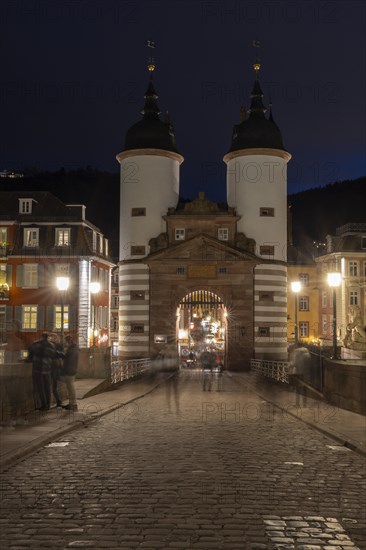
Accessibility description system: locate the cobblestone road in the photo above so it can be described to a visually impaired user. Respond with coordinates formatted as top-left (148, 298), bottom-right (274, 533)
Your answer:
top-left (1, 371), bottom-right (365, 549)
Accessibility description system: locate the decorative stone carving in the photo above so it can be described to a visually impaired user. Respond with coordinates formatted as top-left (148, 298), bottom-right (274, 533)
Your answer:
top-left (343, 306), bottom-right (366, 351)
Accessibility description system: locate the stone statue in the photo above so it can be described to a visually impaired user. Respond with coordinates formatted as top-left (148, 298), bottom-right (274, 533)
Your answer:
top-left (343, 306), bottom-right (366, 351)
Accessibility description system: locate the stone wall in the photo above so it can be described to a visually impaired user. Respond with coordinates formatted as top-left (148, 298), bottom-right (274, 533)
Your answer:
top-left (323, 359), bottom-right (366, 415)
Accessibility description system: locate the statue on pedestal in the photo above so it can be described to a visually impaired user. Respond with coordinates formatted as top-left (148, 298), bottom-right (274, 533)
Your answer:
top-left (343, 306), bottom-right (366, 351)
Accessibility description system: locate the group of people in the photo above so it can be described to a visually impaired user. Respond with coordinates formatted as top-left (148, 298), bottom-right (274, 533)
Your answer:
top-left (26, 332), bottom-right (79, 412)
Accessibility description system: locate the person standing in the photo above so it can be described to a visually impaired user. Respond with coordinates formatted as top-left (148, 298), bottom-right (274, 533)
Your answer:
top-left (60, 335), bottom-right (79, 411)
top-left (27, 333), bottom-right (57, 411)
top-left (49, 334), bottom-right (63, 408)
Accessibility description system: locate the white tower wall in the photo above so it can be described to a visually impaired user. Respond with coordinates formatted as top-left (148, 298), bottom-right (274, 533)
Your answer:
top-left (117, 152), bottom-right (181, 261)
top-left (226, 151), bottom-right (290, 262)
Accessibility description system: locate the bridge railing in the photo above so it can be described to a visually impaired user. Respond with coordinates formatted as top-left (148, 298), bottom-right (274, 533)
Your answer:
top-left (110, 358), bottom-right (152, 384)
top-left (250, 359), bottom-right (290, 383)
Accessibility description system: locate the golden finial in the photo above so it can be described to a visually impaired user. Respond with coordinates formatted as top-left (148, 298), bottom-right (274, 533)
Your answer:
top-left (146, 39), bottom-right (156, 73)
top-left (252, 40), bottom-right (261, 76)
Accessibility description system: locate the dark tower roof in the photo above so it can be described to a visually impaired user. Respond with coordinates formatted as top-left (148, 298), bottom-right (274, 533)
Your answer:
top-left (226, 71), bottom-right (287, 154)
top-left (123, 75), bottom-right (180, 154)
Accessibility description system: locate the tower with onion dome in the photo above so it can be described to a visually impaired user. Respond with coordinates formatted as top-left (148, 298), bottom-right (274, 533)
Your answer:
top-left (224, 50), bottom-right (292, 361)
top-left (116, 51), bottom-right (184, 358)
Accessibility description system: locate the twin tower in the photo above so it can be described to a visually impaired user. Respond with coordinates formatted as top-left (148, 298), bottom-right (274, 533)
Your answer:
top-left (116, 60), bottom-right (292, 366)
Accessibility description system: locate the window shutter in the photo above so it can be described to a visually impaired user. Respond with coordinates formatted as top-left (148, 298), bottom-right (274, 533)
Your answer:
top-left (15, 306), bottom-right (22, 329)
top-left (16, 265), bottom-right (23, 287)
top-left (69, 305), bottom-right (77, 331)
top-left (6, 265), bottom-right (12, 287)
top-left (47, 264), bottom-right (55, 287)
top-left (46, 305), bottom-right (55, 331)
top-left (37, 306), bottom-right (45, 330)
top-left (38, 265), bottom-right (45, 287)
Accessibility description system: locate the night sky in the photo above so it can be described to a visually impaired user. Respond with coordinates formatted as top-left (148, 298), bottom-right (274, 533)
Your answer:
top-left (1, 0), bottom-right (365, 204)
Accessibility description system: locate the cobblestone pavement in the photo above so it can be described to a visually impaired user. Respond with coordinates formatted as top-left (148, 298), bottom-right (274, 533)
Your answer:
top-left (1, 371), bottom-right (365, 550)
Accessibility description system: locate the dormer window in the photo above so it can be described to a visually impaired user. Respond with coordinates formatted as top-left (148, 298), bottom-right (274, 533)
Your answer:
top-left (55, 228), bottom-right (70, 246)
top-left (19, 199), bottom-right (35, 214)
top-left (218, 228), bottom-right (229, 241)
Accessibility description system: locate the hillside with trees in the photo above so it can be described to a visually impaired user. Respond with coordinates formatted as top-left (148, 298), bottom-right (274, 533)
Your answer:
top-left (1, 169), bottom-right (365, 259)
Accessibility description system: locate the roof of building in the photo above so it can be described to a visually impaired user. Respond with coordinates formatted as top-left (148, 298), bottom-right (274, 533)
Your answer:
top-left (123, 78), bottom-right (180, 154)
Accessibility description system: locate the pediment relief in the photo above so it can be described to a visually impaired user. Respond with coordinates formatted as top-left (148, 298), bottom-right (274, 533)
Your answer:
top-left (147, 234), bottom-right (256, 263)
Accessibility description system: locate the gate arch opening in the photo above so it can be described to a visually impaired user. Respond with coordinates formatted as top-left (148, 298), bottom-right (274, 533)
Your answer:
top-left (177, 290), bottom-right (227, 368)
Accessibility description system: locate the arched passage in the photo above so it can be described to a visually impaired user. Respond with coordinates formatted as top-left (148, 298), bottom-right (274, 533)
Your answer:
top-left (177, 290), bottom-right (227, 368)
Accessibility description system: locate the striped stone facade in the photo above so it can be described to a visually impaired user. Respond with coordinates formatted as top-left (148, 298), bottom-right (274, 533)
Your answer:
top-left (118, 263), bottom-right (150, 358)
top-left (254, 264), bottom-right (288, 360)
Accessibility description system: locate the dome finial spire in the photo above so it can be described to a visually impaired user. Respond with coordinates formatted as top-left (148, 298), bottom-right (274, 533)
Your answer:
top-left (252, 39), bottom-right (261, 78)
top-left (146, 39), bottom-right (156, 75)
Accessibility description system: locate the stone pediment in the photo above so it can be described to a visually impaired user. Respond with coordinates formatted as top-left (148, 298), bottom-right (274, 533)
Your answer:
top-left (147, 234), bottom-right (257, 263)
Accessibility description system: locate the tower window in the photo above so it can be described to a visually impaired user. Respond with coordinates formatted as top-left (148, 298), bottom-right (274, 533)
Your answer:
top-left (258, 327), bottom-right (270, 337)
top-left (131, 208), bottom-right (146, 217)
top-left (130, 291), bottom-right (145, 300)
top-left (260, 245), bottom-right (274, 256)
top-left (131, 324), bottom-right (144, 333)
top-left (260, 207), bottom-right (275, 217)
top-left (175, 228), bottom-right (185, 241)
top-left (176, 267), bottom-right (185, 275)
top-left (259, 291), bottom-right (273, 301)
top-left (218, 267), bottom-right (228, 274)
top-left (130, 245), bottom-right (146, 256)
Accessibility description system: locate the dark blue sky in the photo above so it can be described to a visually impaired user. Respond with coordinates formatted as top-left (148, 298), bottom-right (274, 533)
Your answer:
top-left (1, 0), bottom-right (365, 203)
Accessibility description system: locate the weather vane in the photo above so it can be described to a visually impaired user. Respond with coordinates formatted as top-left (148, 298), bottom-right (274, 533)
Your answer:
top-left (146, 39), bottom-right (156, 73)
top-left (252, 40), bottom-right (261, 76)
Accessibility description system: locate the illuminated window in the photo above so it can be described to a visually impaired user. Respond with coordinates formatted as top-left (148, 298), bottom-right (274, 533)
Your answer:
top-left (23, 264), bottom-right (38, 288)
top-left (0, 228), bottom-right (7, 256)
top-left (175, 228), bottom-right (185, 241)
top-left (218, 228), bottom-right (229, 241)
top-left (260, 207), bottom-right (274, 217)
top-left (22, 305), bottom-right (37, 329)
top-left (55, 228), bottom-right (70, 246)
top-left (299, 322), bottom-right (309, 337)
top-left (299, 273), bottom-right (309, 287)
top-left (55, 305), bottom-right (69, 330)
top-left (299, 296), bottom-right (309, 311)
top-left (24, 228), bottom-right (39, 247)
top-left (0, 349), bottom-right (4, 364)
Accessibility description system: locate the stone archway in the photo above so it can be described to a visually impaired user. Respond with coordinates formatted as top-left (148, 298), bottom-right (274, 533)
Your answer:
top-left (176, 290), bottom-right (227, 368)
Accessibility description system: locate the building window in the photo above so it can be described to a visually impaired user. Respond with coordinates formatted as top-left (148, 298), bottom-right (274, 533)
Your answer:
top-left (131, 208), bottom-right (146, 217)
top-left (0, 349), bottom-right (4, 365)
top-left (258, 327), bottom-right (270, 337)
top-left (55, 305), bottom-right (69, 330)
top-left (55, 264), bottom-right (70, 277)
top-left (350, 291), bottom-right (359, 306)
top-left (299, 296), bottom-right (309, 311)
top-left (112, 295), bottom-right (119, 308)
top-left (260, 245), bottom-right (275, 256)
top-left (361, 236), bottom-right (366, 249)
top-left (218, 267), bottom-right (228, 274)
top-left (130, 245), bottom-right (146, 256)
top-left (349, 261), bottom-right (358, 277)
top-left (299, 322), bottom-right (309, 338)
top-left (260, 207), bottom-right (274, 217)
top-left (175, 228), bottom-right (185, 241)
top-left (23, 305), bottom-right (37, 329)
top-left (23, 264), bottom-right (38, 288)
top-left (299, 273), bottom-right (309, 287)
top-left (322, 315), bottom-right (327, 335)
top-left (259, 291), bottom-right (273, 301)
top-left (0, 305), bottom-right (5, 342)
top-left (19, 199), bottom-right (33, 214)
top-left (24, 228), bottom-right (39, 247)
top-left (130, 291), bottom-right (145, 300)
top-left (322, 291), bottom-right (327, 308)
top-left (218, 228), bottom-right (229, 241)
top-left (176, 267), bottom-right (185, 274)
top-left (113, 271), bottom-right (119, 285)
top-left (131, 324), bottom-right (144, 333)
top-left (0, 228), bottom-right (7, 256)
top-left (55, 228), bottom-right (70, 246)
top-left (112, 317), bottom-right (118, 331)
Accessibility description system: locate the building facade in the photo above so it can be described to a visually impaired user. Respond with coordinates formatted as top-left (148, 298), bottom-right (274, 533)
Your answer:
top-left (116, 59), bottom-right (291, 369)
top-left (0, 191), bottom-right (114, 363)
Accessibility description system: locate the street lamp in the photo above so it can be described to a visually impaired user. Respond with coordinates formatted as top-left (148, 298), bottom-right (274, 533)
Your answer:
top-left (56, 276), bottom-right (70, 346)
top-left (90, 281), bottom-right (101, 348)
top-left (291, 281), bottom-right (301, 346)
top-left (327, 272), bottom-right (342, 360)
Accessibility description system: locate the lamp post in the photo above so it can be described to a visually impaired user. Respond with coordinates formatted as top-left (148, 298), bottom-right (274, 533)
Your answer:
top-left (90, 281), bottom-right (101, 348)
top-left (291, 281), bottom-right (301, 346)
top-left (327, 272), bottom-right (342, 360)
top-left (56, 276), bottom-right (70, 346)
